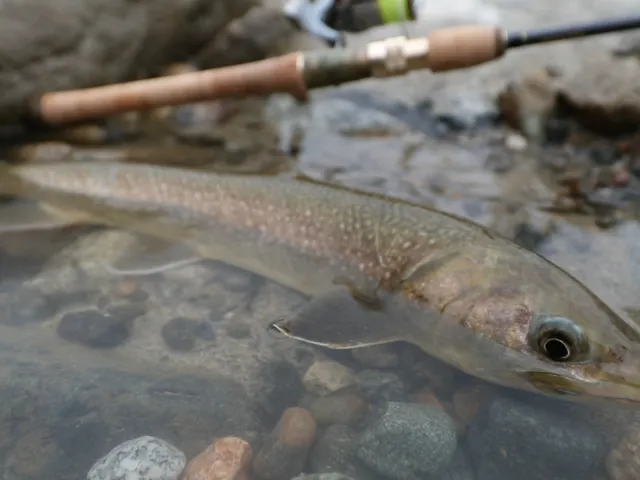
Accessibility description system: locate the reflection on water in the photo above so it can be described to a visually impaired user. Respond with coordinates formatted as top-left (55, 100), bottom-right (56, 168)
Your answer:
top-left (0, 212), bottom-right (639, 480)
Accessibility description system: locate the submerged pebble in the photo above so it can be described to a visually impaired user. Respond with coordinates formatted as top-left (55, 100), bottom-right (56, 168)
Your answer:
top-left (467, 395), bottom-right (607, 480)
top-left (303, 361), bottom-right (356, 396)
top-left (253, 407), bottom-right (317, 480)
top-left (309, 424), bottom-right (381, 480)
top-left (442, 450), bottom-right (476, 480)
top-left (452, 384), bottom-right (492, 427)
top-left (161, 317), bottom-right (215, 352)
top-left (87, 436), bottom-right (186, 480)
top-left (355, 402), bottom-right (457, 480)
top-left (57, 307), bottom-right (138, 348)
top-left (409, 388), bottom-right (445, 412)
top-left (355, 369), bottom-right (405, 402)
top-left (181, 437), bottom-right (252, 480)
top-left (351, 345), bottom-right (399, 368)
top-left (308, 390), bottom-right (368, 426)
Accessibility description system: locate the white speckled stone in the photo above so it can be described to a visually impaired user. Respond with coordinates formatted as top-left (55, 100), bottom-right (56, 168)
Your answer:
top-left (87, 436), bottom-right (186, 480)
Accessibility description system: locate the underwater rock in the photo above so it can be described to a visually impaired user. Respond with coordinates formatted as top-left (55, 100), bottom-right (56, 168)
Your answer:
top-left (355, 401), bottom-right (457, 480)
top-left (351, 345), bottom-right (400, 369)
top-left (308, 390), bottom-right (369, 426)
top-left (467, 395), bottom-right (607, 480)
top-left (181, 437), bottom-right (252, 480)
top-left (160, 317), bottom-right (215, 352)
top-left (303, 361), bottom-right (356, 396)
top-left (355, 370), bottom-right (406, 403)
top-left (309, 425), bottom-right (383, 480)
top-left (253, 407), bottom-right (317, 480)
top-left (87, 435), bottom-right (185, 480)
top-left (0, 356), bottom-right (265, 479)
top-left (57, 307), bottom-right (140, 348)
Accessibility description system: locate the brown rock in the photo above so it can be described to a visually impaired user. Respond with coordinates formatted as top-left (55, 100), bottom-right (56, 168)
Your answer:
top-left (410, 388), bottom-right (445, 411)
top-left (253, 407), bottom-right (317, 480)
top-left (181, 437), bottom-right (252, 480)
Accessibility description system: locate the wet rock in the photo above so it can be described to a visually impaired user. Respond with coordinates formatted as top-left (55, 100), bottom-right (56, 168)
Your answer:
top-left (355, 402), bottom-right (457, 480)
top-left (303, 361), bottom-right (356, 396)
top-left (467, 395), bottom-right (607, 480)
top-left (497, 68), bottom-right (558, 143)
top-left (355, 369), bottom-right (406, 402)
top-left (253, 407), bottom-right (317, 480)
top-left (351, 345), bottom-right (400, 368)
top-left (309, 425), bottom-right (383, 480)
top-left (0, 0), bottom-right (255, 123)
top-left (308, 390), bottom-right (369, 426)
top-left (57, 307), bottom-right (137, 348)
top-left (557, 56), bottom-right (640, 135)
top-left (181, 437), bottom-right (252, 480)
top-left (161, 317), bottom-right (215, 352)
top-left (87, 435), bottom-right (186, 480)
top-left (606, 426), bottom-right (640, 480)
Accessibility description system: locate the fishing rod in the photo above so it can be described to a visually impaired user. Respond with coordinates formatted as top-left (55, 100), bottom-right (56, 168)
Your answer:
top-left (30, 13), bottom-right (640, 127)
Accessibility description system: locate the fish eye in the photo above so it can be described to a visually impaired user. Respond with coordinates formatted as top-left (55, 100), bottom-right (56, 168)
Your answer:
top-left (528, 314), bottom-right (590, 362)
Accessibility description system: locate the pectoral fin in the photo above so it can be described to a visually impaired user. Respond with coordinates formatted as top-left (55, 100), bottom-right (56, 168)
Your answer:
top-left (103, 235), bottom-right (201, 276)
top-left (269, 287), bottom-right (416, 349)
top-left (516, 370), bottom-right (584, 396)
top-left (0, 201), bottom-right (86, 232)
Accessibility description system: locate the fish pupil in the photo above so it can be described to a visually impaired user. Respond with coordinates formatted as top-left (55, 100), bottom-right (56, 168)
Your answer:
top-left (541, 335), bottom-right (572, 361)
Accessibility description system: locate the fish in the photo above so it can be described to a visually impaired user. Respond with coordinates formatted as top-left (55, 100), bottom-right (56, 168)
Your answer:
top-left (0, 161), bottom-right (639, 403)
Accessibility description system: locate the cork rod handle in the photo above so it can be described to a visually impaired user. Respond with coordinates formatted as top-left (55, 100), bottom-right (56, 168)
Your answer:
top-left (426, 25), bottom-right (506, 72)
top-left (34, 53), bottom-right (308, 126)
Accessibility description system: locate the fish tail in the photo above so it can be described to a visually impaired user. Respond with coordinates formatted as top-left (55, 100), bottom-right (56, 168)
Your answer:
top-left (0, 162), bottom-right (85, 232)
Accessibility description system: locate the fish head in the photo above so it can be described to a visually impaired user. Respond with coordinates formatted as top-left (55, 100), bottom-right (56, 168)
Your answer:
top-left (407, 244), bottom-right (640, 404)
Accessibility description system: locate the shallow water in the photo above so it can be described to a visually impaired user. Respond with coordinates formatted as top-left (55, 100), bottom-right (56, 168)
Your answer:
top-left (2, 92), bottom-right (640, 480)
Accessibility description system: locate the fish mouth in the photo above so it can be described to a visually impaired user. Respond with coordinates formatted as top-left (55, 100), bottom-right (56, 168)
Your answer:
top-left (512, 367), bottom-right (640, 404)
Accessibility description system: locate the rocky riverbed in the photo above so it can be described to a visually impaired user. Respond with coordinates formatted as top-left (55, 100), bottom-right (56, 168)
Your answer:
top-left (3, 1), bottom-right (640, 479)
